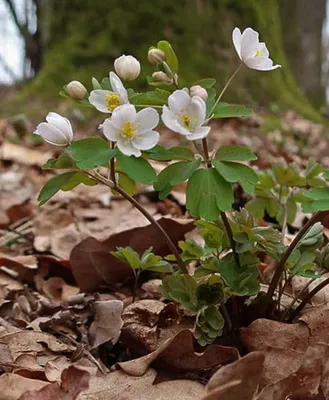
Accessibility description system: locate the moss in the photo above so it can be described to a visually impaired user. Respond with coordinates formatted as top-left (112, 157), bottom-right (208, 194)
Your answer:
top-left (8, 0), bottom-right (324, 122)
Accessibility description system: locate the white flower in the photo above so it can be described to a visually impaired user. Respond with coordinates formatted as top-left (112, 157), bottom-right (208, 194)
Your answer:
top-left (66, 80), bottom-right (87, 100)
top-left (161, 89), bottom-right (210, 140)
top-left (114, 55), bottom-right (141, 81)
top-left (34, 112), bottom-right (73, 146)
top-left (100, 104), bottom-right (160, 157)
top-left (89, 72), bottom-right (128, 113)
top-left (232, 27), bottom-right (281, 71)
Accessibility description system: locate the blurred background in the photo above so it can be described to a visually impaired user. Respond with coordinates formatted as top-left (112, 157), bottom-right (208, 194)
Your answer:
top-left (0, 0), bottom-right (328, 121)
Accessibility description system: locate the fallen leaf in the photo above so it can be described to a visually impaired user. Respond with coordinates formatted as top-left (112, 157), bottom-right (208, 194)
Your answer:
top-left (89, 300), bottom-right (123, 348)
top-left (240, 318), bottom-right (309, 386)
top-left (119, 329), bottom-right (239, 376)
top-left (203, 352), bottom-right (265, 400)
top-left (0, 373), bottom-right (48, 399)
top-left (2, 141), bottom-right (53, 166)
top-left (41, 277), bottom-right (79, 302)
top-left (299, 306), bottom-right (329, 344)
top-left (79, 368), bottom-right (204, 399)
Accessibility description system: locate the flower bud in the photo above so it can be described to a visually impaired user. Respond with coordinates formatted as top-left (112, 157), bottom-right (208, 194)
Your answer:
top-left (114, 54), bottom-right (140, 81)
top-left (190, 85), bottom-right (208, 101)
top-left (66, 80), bottom-right (87, 100)
top-left (152, 71), bottom-right (172, 83)
top-left (148, 48), bottom-right (166, 65)
top-left (34, 112), bottom-right (73, 147)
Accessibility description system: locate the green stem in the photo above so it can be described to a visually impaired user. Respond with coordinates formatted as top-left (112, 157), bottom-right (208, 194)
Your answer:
top-left (134, 104), bottom-right (163, 109)
top-left (207, 63), bottom-right (243, 118)
top-left (265, 211), bottom-right (324, 315)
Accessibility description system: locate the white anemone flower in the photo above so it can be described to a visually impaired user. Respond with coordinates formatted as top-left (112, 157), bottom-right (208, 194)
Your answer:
top-left (100, 104), bottom-right (160, 157)
top-left (232, 27), bottom-right (281, 71)
top-left (161, 89), bottom-right (210, 140)
top-left (34, 112), bottom-right (73, 146)
top-left (114, 54), bottom-right (141, 81)
top-left (89, 72), bottom-right (128, 113)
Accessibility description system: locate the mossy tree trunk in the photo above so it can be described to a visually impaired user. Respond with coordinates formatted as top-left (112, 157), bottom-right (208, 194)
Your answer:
top-left (30, 0), bottom-right (325, 120)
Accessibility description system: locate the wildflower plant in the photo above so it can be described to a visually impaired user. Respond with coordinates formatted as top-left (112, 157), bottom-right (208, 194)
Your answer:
top-left (35, 28), bottom-right (329, 345)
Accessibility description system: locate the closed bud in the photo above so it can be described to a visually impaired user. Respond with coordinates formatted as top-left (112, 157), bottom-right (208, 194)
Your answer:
top-left (190, 85), bottom-right (208, 101)
top-left (152, 71), bottom-right (172, 83)
top-left (66, 80), bottom-right (87, 100)
top-left (148, 48), bottom-right (166, 65)
top-left (114, 54), bottom-right (140, 81)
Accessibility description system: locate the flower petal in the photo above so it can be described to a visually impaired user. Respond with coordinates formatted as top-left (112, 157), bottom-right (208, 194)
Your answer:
top-left (132, 130), bottom-right (160, 150)
top-left (89, 90), bottom-right (111, 113)
top-left (232, 27), bottom-right (242, 59)
top-left (117, 139), bottom-right (141, 157)
top-left (188, 96), bottom-right (206, 126)
top-left (162, 106), bottom-right (190, 136)
top-left (46, 112), bottom-right (73, 140)
top-left (110, 71), bottom-right (128, 104)
top-left (240, 27), bottom-right (259, 61)
top-left (100, 118), bottom-right (121, 141)
top-left (168, 89), bottom-right (191, 112)
top-left (34, 122), bottom-right (70, 146)
top-left (245, 57), bottom-right (281, 71)
top-left (111, 104), bottom-right (137, 129)
top-left (136, 107), bottom-right (159, 131)
top-left (186, 126), bottom-right (210, 141)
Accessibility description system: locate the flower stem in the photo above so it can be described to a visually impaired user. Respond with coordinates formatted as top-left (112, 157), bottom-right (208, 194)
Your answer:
top-left (265, 211), bottom-right (324, 315)
top-left (207, 63), bottom-right (243, 118)
top-left (288, 275), bottom-right (329, 322)
top-left (87, 169), bottom-right (188, 274)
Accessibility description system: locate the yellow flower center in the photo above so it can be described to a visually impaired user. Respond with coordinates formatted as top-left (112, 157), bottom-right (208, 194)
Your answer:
top-left (105, 93), bottom-right (120, 111)
top-left (121, 121), bottom-right (135, 138)
top-left (255, 48), bottom-right (264, 57)
top-left (183, 114), bottom-right (191, 128)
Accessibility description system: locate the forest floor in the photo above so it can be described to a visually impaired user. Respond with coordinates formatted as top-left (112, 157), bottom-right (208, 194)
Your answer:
top-left (1, 107), bottom-right (329, 399)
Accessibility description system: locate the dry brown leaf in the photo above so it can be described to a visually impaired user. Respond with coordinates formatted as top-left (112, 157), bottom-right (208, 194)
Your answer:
top-left (119, 329), bottom-right (239, 376)
top-left (0, 255), bottom-right (38, 283)
top-left (0, 373), bottom-right (48, 399)
top-left (299, 306), bottom-right (329, 344)
top-left (89, 300), bottom-right (123, 348)
top-left (203, 352), bottom-right (265, 400)
top-left (79, 368), bottom-right (204, 400)
top-left (19, 365), bottom-right (90, 400)
top-left (41, 277), bottom-right (79, 302)
top-left (240, 318), bottom-right (309, 386)
top-left (1, 141), bottom-right (53, 166)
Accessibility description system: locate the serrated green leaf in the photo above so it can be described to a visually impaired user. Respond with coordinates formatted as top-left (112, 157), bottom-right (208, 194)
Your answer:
top-left (194, 257), bottom-right (221, 277)
top-left (186, 168), bottom-right (234, 221)
top-left (196, 276), bottom-right (224, 307)
top-left (144, 145), bottom-right (195, 161)
top-left (116, 153), bottom-right (157, 184)
top-left (68, 138), bottom-right (117, 170)
top-left (42, 152), bottom-right (77, 170)
top-left (193, 78), bottom-right (216, 88)
top-left (213, 160), bottom-right (258, 194)
top-left (160, 274), bottom-right (198, 311)
top-left (195, 220), bottom-right (224, 249)
top-left (212, 103), bottom-right (253, 118)
top-left (129, 89), bottom-right (170, 106)
top-left (245, 198), bottom-right (267, 220)
top-left (215, 145), bottom-right (257, 162)
top-left (38, 172), bottom-right (97, 205)
top-left (112, 246), bottom-right (141, 269)
top-left (157, 40), bottom-right (179, 73)
top-left (154, 158), bottom-right (201, 199)
top-left (195, 305), bottom-right (224, 345)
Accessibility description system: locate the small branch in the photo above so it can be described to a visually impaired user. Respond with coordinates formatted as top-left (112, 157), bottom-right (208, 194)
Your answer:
top-left (265, 211), bottom-right (324, 315)
top-left (288, 275), bottom-right (329, 321)
top-left (201, 138), bottom-right (212, 168)
top-left (220, 212), bottom-right (240, 268)
top-left (87, 170), bottom-right (188, 274)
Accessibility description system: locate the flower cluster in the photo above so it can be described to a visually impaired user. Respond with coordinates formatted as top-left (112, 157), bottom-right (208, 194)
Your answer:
top-left (34, 27), bottom-right (281, 157)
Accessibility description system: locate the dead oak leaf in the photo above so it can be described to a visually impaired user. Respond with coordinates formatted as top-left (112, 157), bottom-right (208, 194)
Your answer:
top-left (0, 373), bottom-right (48, 399)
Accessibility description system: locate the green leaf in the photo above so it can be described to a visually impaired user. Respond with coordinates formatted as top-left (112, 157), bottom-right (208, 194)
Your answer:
top-left (287, 249), bottom-right (316, 276)
top-left (42, 152), bottom-right (77, 170)
top-left (101, 77), bottom-right (112, 90)
top-left (194, 257), bottom-right (221, 277)
top-left (129, 89), bottom-right (170, 106)
top-left (186, 168), bottom-right (234, 221)
top-left (38, 172), bottom-right (97, 205)
top-left (144, 145), bottom-right (195, 161)
top-left (302, 187), bottom-right (329, 212)
top-left (245, 198), bottom-right (267, 220)
top-left (140, 251), bottom-right (172, 273)
top-left (206, 88), bottom-right (216, 115)
top-left (212, 103), bottom-right (253, 118)
top-left (117, 172), bottom-right (136, 195)
top-left (154, 158), bottom-right (201, 199)
top-left (298, 222), bottom-right (323, 251)
top-left (215, 145), bottom-right (258, 162)
top-left (219, 253), bottom-right (260, 296)
top-left (112, 247), bottom-right (141, 269)
top-left (116, 153), bottom-right (157, 184)
top-left (92, 77), bottom-right (102, 89)
top-left (194, 306), bottom-right (224, 345)
top-left (157, 40), bottom-right (179, 73)
top-left (196, 276), bottom-right (224, 307)
top-left (160, 274), bottom-right (198, 311)
top-left (195, 220), bottom-right (224, 249)
top-left (193, 78), bottom-right (216, 88)
top-left (68, 138), bottom-right (117, 170)
top-left (213, 160), bottom-right (258, 194)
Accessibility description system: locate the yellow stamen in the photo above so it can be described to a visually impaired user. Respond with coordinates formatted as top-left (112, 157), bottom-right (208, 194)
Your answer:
top-left (122, 121), bottom-right (135, 138)
top-left (255, 48), bottom-right (264, 57)
top-left (105, 93), bottom-right (120, 111)
top-left (183, 115), bottom-right (191, 128)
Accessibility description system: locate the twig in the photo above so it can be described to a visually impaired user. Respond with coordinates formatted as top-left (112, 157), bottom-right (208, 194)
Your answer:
top-left (288, 275), bottom-right (329, 321)
top-left (265, 211), bottom-right (324, 315)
